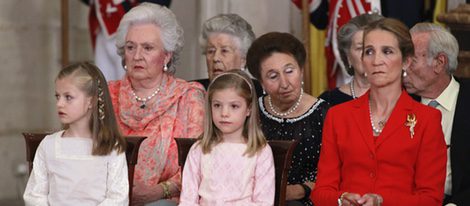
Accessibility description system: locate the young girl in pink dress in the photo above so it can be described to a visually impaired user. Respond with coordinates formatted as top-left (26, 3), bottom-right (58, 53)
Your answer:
top-left (179, 70), bottom-right (275, 206)
top-left (23, 62), bottom-right (128, 206)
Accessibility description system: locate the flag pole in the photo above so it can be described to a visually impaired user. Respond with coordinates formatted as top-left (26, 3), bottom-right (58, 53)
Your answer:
top-left (301, 0), bottom-right (312, 94)
top-left (61, 0), bottom-right (69, 67)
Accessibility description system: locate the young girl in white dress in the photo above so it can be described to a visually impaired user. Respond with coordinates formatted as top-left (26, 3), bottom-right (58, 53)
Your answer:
top-left (179, 69), bottom-right (275, 206)
top-left (23, 62), bottom-right (129, 206)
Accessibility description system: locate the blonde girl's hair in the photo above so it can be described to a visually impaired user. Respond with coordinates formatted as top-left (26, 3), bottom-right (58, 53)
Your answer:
top-left (199, 69), bottom-right (266, 157)
top-left (57, 62), bottom-right (126, 155)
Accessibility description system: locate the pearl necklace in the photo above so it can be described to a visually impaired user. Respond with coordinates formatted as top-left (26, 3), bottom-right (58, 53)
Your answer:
top-left (268, 88), bottom-right (303, 117)
top-left (131, 87), bottom-right (161, 109)
top-left (369, 99), bottom-right (386, 135)
top-left (350, 79), bottom-right (357, 99)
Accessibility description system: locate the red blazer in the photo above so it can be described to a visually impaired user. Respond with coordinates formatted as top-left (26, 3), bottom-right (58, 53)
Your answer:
top-left (312, 90), bottom-right (447, 206)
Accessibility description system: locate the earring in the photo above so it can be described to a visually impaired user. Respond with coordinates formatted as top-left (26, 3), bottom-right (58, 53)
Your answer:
top-left (364, 72), bottom-right (368, 77)
top-left (123, 65), bottom-right (128, 71)
top-left (163, 64), bottom-right (168, 72)
top-left (403, 70), bottom-right (407, 77)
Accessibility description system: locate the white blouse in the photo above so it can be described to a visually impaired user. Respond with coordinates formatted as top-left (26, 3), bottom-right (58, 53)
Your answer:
top-left (23, 131), bottom-right (129, 206)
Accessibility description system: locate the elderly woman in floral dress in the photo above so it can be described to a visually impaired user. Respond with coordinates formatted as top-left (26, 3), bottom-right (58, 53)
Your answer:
top-left (109, 3), bottom-right (205, 206)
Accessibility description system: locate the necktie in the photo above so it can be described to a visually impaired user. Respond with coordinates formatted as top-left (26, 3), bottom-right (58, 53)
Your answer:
top-left (428, 100), bottom-right (439, 108)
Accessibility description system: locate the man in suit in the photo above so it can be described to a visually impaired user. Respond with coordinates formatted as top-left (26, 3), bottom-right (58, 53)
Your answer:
top-left (403, 22), bottom-right (470, 206)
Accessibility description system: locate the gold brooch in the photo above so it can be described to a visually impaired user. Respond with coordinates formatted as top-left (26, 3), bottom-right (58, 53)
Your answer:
top-left (405, 114), bottom-right (417, 139)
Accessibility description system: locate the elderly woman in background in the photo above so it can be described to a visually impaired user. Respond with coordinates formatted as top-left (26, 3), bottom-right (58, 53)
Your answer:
top-left (312, 18), bottom-right (446, 206)
top-left (319, 13), bottom-right (382, 106)
top-left (194, 13), bottom-right (264, 97)
top-left (246, 32), bottom-right (329, 206)
top-left (110, 3), bottom-right (205, 206)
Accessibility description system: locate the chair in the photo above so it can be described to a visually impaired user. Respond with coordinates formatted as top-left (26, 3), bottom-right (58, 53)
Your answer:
top-left (174, 138), bottom-right (298, 206)
top-left (22, 132), bottom-right (146, 206)
top-left (268, 140), bottom-right (298, 206)
top-left (123, 135), bottom-right (146, 204)
top-left (175, 138), bottom-right (198, 169)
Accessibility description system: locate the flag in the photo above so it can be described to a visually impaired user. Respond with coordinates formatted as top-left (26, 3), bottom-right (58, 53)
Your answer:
top-left (291, 0), bottom-right (328, 96)
top-left (292, 0), bottom-right (329, 29)
top-left (293, 0), bottom-right (378, 92)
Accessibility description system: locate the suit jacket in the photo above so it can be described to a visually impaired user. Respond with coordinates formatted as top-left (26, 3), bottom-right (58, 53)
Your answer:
top-left (409, 78), bottom-right (470, 205)
top-left (446, 78), bottom-right (470, 205)
top-left (312, 90), bottom-right (447, 206)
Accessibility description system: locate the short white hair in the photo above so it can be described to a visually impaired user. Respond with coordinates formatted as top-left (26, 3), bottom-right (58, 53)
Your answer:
top-left (410, 23), bottom-right (459, 74)
top-left (200, 13), bottom-right (255, 57)
top-left (115, 3), bottom-right (184, 74)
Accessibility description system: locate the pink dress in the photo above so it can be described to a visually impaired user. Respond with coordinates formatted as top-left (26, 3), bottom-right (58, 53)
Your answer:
top-left (180, 142), bottom-right (275, 206)
top-left (109, 74), bottom-right (205, 205)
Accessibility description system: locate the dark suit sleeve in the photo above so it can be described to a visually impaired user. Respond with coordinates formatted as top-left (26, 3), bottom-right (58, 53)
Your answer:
top-left (450, 189), bottom-right (470, 205)
top-left (448, 78), bottom-right (470, 205)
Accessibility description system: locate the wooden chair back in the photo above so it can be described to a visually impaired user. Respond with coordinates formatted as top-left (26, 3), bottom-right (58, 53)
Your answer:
top-left (123, 135), bottom-right (146, 204)
top-left (268, 140), bottom-right (298, 206)
top-left (22, 132), bottom-right (146, 205)
top-left (174, 138), bottom-right (298, 206)
top-left (175, 138), bottom-right (198, 169)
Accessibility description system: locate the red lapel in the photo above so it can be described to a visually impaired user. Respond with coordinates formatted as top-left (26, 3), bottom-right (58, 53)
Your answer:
top-left (375, 90), bottom-right (414, 148)
top-left (350, 90), bottom-right (415, 152)
top-left (351, 92), bottom-right (376, 153)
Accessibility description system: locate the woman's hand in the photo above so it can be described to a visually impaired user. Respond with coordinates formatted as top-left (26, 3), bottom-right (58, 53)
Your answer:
top-left (285, 182), bottom-right (315, 200)
top-left (357, 193), bottom-right (383, 206)
top-left (340, 192), bottom-right (361, 206)
top-left (286, 184), bottom-right (304, 200)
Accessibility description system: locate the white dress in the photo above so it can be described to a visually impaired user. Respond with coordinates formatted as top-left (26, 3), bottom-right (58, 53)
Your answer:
top-left (23, 131), bottom-right (129, 206)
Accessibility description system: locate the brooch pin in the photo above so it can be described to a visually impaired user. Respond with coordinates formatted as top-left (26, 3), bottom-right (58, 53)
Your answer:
top-left (405, 114), bottom-right (417, 139)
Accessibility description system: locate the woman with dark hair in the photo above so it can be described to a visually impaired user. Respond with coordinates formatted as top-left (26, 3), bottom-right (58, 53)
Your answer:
top-left (246, 32), bottom-right (329, 206)
top-left (312, 18), bottom-right (447, 206)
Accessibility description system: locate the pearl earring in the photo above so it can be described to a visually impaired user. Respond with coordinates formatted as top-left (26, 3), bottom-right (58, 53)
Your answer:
top-left (364, 72), bottom-right (368, 77)
top-left (403, 70), bottom-right (407, 77)
top-left (123, 65), bottom-right (128, 71)
top-left (163, 64), bottom-right (168, 72)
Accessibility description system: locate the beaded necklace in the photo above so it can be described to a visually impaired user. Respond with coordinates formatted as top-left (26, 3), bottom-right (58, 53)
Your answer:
top-left (131, 87), bottom-right (161, 109)
top-left (268, 88), bottom-right (303, 117)
top-left (368, 99), bottom-right (387, 135)
top-left (350, 79), bottom-right (357, 99)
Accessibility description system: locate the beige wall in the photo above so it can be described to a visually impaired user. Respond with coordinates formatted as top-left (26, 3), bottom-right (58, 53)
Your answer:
top-left (0, 0), bottom-right (91, 200)
top-left (0, 0), bottom-right (302, 201)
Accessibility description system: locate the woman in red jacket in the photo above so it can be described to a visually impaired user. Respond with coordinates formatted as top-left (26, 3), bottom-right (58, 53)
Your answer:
top-left (312, 18), bottom-right (447, 206)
